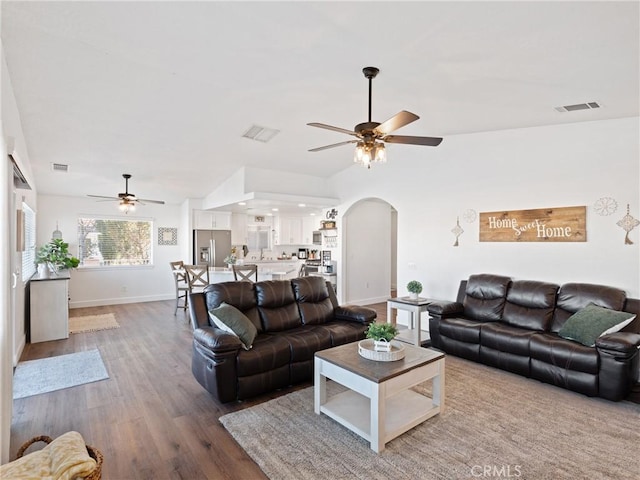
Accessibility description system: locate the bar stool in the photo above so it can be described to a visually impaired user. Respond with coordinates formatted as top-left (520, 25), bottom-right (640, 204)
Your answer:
top-left (232, 264), bottom-right (258, 282)
top-left (184, 264), bottom-right (210, 294)
top-left (170, 261), bottom-right (189, 315)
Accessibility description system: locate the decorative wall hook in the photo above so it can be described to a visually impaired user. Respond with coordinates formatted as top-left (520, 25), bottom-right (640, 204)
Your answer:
top-left (616, 204), bottom-right (639, 245)
top-left (452, 217), bottom-right (464, 247)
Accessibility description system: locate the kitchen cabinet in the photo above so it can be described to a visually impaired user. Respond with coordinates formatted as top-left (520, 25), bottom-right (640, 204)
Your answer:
top-left (193, 210), bottom-right (232, 230)
top-left (274, 216), bottom-right (318, 245)
top-left (301, 216), bottom-right (317, 245)
top-left (29, 270), bottom-right (70, 343)
top-left (231, 213), bottom-right (248, 244)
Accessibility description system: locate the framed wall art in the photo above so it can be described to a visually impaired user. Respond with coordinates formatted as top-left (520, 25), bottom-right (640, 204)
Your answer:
top-left (158, 227), bottom-right (178, 246)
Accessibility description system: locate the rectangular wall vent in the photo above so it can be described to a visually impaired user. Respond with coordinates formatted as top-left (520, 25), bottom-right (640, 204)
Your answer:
top-left (555, 102), bottom-right (601, 113)
top-left (51, 163), bottom-right (69, 172)
top-left (242, 125), bottom-right (280, 143)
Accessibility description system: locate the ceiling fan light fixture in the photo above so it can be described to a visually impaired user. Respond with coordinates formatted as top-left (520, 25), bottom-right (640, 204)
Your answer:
top-left (119, 199), bottom-right (135, 214)
top-left (354, 141), bottom-right (385, 169)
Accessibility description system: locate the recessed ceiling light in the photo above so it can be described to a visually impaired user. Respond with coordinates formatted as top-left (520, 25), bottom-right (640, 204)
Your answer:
top-left (238, 202), bottom-right (246, 206)
top-left (267, 213), bottom-right (273, 216)
top-left (310, 213), bottom-right (316, 216)
top-left (298, 203), bottom-right (306, 207)
top-left (272, 208), bottom-right (279, 211)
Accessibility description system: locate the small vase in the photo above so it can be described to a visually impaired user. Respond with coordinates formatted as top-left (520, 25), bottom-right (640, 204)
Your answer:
top-left (409, 292), bottom-right (419, 300)
top-left (38, 263), bottom-right (49, 277)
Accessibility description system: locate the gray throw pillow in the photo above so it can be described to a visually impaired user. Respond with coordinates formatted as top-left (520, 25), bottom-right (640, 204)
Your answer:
top-left (208, 302), bottom-right (257, 350)
top-left (558, 303), bottom-right (636, 347)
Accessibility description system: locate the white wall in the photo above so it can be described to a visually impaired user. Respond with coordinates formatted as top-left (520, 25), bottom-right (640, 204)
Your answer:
top-left (37, 195), bottom-right (184, 307)
top-left (343, 199), bottom-right (393, 304)
top-left (331, 117), bottom-right (640, 301)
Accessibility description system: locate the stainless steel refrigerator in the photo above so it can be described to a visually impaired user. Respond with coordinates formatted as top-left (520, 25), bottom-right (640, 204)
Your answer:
top-left (193, 230), bottom-right (232, 268)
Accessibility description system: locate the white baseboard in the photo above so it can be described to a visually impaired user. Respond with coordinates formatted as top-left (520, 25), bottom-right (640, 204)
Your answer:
top-left (70, 293), bottom-right (174, 309)
top-left (347, 295), bottom-right (388, 306)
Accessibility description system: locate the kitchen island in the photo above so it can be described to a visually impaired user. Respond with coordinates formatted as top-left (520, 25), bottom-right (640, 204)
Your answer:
top-left (209, 259), bottom-right (303, 283)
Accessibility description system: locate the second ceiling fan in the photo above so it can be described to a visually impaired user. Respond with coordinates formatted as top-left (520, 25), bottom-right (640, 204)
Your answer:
top-left (308, 67), bottom-right (442, 167)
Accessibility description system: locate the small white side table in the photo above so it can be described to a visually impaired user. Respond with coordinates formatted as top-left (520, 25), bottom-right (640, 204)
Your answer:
top-left (387, 297), bottom-right (433, 346)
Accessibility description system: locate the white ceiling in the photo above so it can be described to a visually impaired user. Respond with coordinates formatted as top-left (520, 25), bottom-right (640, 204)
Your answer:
top-left (2, 1), bottom-right (638, 212)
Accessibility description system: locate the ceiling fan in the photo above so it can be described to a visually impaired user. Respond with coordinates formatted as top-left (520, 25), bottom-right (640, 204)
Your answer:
top-left (88, 174), bottom-right (165, 212)
top-left (307, 66), bottom-right (443, 168)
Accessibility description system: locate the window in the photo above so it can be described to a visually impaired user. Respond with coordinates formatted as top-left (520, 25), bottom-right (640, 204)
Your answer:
top-left (77, 217), bottom-right (153, 267)
top-left (21, 202), bottom-right (36, 281)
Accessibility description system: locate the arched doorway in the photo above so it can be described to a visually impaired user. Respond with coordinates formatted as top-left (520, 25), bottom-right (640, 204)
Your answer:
top-left (341, 198), bottom-right (397, 305)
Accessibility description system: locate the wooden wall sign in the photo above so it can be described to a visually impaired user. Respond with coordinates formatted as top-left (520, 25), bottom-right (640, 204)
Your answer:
top-left (479, 206), bottom-right (586, 242)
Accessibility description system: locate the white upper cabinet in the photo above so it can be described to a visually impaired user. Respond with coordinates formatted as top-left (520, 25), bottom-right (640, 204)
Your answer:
top-left (275, 216), bottom-right (317, 245)
top-left (231, 213), bottom-right (248, 244)
top-left (193, 210), bottom-right (232, 230)
top-left (301, 216), bottom-right (317, 245)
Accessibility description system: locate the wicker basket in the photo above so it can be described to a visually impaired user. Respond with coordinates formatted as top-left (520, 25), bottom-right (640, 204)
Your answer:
top-left (16, 435), bottom-right (103, 480)
top-left (358, 339), bottom-right (406, 362)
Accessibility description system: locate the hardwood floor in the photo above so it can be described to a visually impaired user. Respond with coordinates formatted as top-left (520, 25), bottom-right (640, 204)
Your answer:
top-left (10, 299), bottom-right (390, 479)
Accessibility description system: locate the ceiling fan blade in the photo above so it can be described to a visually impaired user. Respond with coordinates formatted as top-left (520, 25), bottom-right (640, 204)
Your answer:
top-left (383, 135), bottom-right (443, 147)
top-left (307, 123), bottom-right (358, 137)
top-left (374, 111), bottom-right (420, 136)
top-left (309, 140), bottom-right (358, 152)
top-left (88, 194), bottom-right (120, 200)
top-left (136, 198), bottom-right (165, 205)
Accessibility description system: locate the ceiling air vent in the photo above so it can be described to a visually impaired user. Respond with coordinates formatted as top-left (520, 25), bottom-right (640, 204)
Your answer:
top-left (51, 163), bottom-right (69, 172)
top-left (242, 125), bottom-right (280, 143)
top-left (554, 102), bottom-right (601, 113)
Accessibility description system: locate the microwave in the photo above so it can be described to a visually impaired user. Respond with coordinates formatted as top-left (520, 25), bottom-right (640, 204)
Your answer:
top-left (312, 231), bottom-right (322, 245)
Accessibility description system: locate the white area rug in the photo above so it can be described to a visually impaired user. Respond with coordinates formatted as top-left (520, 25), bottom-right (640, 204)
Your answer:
top-left (13, 349), bottom-right (109, 399)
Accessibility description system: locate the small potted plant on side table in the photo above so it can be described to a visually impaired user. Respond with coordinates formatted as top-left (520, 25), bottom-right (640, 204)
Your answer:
top-left (407, 280), bottom-right (423, 300)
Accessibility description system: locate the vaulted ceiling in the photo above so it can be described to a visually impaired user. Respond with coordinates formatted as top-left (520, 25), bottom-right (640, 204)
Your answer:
top-left (2, 1), bottom-right (638, 208)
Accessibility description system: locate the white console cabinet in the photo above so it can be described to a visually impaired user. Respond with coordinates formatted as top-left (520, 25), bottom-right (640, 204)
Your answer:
top-left (29, 270), bottom-right (70, 343)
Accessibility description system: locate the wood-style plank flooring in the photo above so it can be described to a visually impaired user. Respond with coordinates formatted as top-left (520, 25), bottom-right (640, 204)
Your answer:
top-left (10, 299), bottom-right (390, 479)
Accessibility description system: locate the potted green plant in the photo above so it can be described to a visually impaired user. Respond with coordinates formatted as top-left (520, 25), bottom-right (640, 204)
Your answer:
top-left (36, 238), bottom-right (79, 275)
top-left (365, 322), bottom-right (399, 352)
top-left (407, 280), bottom-right (423, 300)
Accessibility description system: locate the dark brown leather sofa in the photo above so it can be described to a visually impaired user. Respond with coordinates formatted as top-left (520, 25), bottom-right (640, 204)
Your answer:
top-left (427, 274), bottom-right (640, 401)
top-left (188, 276), bottom-right (376, 403)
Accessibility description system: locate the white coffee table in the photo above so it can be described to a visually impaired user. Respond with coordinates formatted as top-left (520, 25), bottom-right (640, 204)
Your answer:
top-left (314, 342), bottom-right (445, 453)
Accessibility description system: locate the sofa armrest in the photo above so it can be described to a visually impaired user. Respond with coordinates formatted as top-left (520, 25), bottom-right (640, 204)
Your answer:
top-left (596, 332), bottom-right (640, 356)
top-left (193, 326), bottom-right (243, 353)
top-left (427, 300), bottom-right (464, 318)
top-left (334, 305), bottom-right (377, 325)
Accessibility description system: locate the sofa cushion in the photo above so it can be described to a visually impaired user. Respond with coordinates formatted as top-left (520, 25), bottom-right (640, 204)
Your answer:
top-left (502, 280), bottom-right (558, 331)
top-left (273, 326), bottom-right (332, 362)
top-left (557, 304), bottom-right (636, 347)
top-left (318, 321), bottom-right (369, 346)
top-left (291, 276), bottom-right (334, 325)
top-left (480, 322), bottom-right (537, 355)
top-left (529, 333), bottom-right (599, 374)
top-left (439, 317), bottom-right (484, 343)
top-left (551, 283), bottom-right (626, 332)
top-left (255, 280), bottom-right (303, 331)
top-left (204, 281), bottom-right (262, 332)
top-left (236, 334), bottom-right (291, 377)
top-left (462, 274), bottom-right (511, 321)
top-left (209, 303), bottom-right (258, 350)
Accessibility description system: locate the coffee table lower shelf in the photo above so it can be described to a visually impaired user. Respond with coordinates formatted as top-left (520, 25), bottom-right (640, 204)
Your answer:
top-left (320, 388), bottom-right (439, 445)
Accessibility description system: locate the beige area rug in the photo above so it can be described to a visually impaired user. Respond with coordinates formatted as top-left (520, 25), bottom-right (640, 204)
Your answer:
top-left (220, 356), bottom-right (640, 480)
top-left (69, 313), bottom-right (120, 334)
